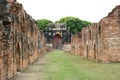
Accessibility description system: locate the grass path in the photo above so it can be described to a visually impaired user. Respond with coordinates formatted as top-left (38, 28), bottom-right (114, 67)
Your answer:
top-left (13, 50), bottom-right (120, 80)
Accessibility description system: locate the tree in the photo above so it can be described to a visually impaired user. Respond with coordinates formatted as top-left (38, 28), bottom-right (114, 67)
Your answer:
top-left (37, 19), bottom-right (53, 31)
top-left (56, 16), bottom-right (91, 34)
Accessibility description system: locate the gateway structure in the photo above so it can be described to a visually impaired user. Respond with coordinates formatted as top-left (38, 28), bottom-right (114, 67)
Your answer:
top-left (44, 23), bottom-right (71, 49)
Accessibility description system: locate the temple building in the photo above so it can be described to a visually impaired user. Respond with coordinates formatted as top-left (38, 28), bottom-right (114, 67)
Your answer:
top-left (44, 23), bottom-right (71, 49)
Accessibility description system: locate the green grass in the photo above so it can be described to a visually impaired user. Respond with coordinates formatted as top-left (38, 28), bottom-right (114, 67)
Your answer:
top-left (44, 50), bottom-right (120, 80)
top-left (14, 50), bottom-right (120, 80)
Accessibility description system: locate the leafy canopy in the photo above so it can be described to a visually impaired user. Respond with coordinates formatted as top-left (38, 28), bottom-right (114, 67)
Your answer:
top-left (56, 16), bottom-right (91, 34)
top-left (37, 19), bottom-right (53, 32)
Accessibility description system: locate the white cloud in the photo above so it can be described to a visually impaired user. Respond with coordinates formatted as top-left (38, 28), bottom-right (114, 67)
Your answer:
top-left (17, 0), bottom-right (119, 22)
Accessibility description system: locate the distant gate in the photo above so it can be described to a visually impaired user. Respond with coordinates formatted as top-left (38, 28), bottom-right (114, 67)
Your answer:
top-left (53, 34), bottom-right (62, 49)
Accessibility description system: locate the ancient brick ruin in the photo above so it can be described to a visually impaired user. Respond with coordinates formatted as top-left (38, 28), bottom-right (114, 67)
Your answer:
top-left (44, 23), bottom-right (71, 50)
top-left (71, 5), bottom-right (120, 63)
top-left (0, 0), bottom-right (46, 80)
top-left (71, 33), bottom-right (82, 55)
top-left (0, 0), bottom-right (119, 79)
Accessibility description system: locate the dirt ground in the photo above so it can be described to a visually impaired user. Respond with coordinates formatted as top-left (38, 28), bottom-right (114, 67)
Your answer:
top-left (11, 55), bottom-right (49, 80)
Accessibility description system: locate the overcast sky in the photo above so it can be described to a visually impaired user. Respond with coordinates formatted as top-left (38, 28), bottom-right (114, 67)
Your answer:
top-left (17, 0), bottom-right (119, 22)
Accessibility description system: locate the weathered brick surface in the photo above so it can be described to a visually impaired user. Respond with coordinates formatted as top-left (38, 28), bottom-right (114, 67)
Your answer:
top-left (71, 33), bottom-right (82, 55)
top-left (81, 23), bottom-right (99, 61)
top-left (99, 5), bottom-right (120, 62)
top-left (0, 0), bottom-right (46, 80)
top-left (71, 5), bottom-right (120, 63)
top-left (63, 43), bottom-right (71, 52)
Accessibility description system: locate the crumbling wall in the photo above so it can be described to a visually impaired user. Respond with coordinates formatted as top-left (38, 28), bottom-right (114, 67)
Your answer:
top-left (71, 5), bottom-right (120, 63)
top-left (63, 43), bottom-right (71, 52)
top-left (71, 33), bottom-right (82, 55)
top-left (0, 0), bottom-right (46, 80)
top-left (99, 5), bottom-right (120, 62)
top-left (82, 23), bottom-right (100, 61)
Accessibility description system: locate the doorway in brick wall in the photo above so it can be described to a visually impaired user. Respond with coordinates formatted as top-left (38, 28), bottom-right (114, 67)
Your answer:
top-left (53, 34), bottom-right (62, 49)
top-left (16, 43), bottom-right (21, 71)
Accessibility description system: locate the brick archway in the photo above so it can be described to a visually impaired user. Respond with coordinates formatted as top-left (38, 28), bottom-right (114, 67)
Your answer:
top-left (53, 34), bottom-right (62, 49)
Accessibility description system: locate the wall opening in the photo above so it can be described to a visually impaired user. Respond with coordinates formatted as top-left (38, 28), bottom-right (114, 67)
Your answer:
top-left (94, 44), bottom-right (97, 59)
top-left (53, 34), bottom-right (62, 49)
top-left (89, 30), bottom-right (92, 40)
top-left (87, 45), bottom-right (88, 58)
top-left (16, 43), bottom-right (21, 72)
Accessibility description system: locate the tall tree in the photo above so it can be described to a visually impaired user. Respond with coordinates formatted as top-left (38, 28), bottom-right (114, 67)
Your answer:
top-left (37, 19), bottom-right (53, 31)
top-left (56, 16), bottom-right (91, 34)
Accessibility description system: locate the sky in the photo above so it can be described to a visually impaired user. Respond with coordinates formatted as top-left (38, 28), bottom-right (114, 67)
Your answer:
top-left (17, 0), bottom-right (120, 23)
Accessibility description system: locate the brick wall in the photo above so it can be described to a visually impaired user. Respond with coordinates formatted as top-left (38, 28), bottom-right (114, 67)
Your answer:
top-left (71, 5), bottom-right (120, 63)
top-left (0, 0), bottom-right (46, 80)
top-left (99, 5), bottom-right (120, 62)
top-left (71, 33), bottom-right (82, 55)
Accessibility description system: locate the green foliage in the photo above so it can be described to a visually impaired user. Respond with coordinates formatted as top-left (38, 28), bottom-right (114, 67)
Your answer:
top-left (37, 19), bottom-right (53, 31)
top-left (56, 16), bottom-right (91, 34)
